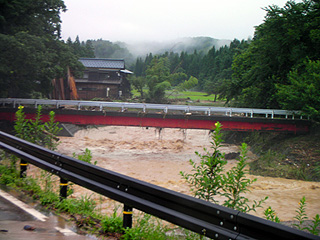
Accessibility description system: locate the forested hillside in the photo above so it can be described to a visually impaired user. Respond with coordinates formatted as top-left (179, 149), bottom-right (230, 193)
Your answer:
top-left (0, 0), bottom-right (319, 120)
top-left (129, 0), bottom-right (320, 120)
top-left (130, 39), bottom-right (248, 101)
top-left (67, 37), bottom-right (230, 66)
top-left (0, 0), bottom-right (88, 98)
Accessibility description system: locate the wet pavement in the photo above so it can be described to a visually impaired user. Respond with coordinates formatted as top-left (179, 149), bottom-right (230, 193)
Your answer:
top-left (0, 188), bottom-right (96, 240)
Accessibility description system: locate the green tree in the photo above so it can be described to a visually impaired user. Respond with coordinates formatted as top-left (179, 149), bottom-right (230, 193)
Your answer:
top-left (221, 0), bottom-right (320, 108)
top-left (277, 59), bottom-right (320, 120)
top-left (170, 72), bottom-right (188, 86)
top-left (91, 39), bottom-right (133, 63)
top-left (66, 36), bottom-right (95, 57)
top-left (0, 0), bottom-right (83, 98)
top-left (0, 0), bottom-right (66, 38)
top-left (133, 57), bottom-right (145, 77)
top-left (145, 57), bottom-right (171, 103)
top-left (200, 39), bottom-right (248, 99)
top-left (0, 33), bottom-right (49, 97)
top-left (176, 76), bottom-right (198, 92)
top-left (130, 76), bottom-right (147, 99)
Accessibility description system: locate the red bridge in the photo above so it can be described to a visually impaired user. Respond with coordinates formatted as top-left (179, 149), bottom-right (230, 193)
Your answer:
top-left (0, 99), bottom-right (311, 134)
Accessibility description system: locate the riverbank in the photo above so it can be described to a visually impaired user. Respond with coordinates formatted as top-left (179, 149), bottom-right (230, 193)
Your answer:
top-left (222, 125), bottom-right (320, 182)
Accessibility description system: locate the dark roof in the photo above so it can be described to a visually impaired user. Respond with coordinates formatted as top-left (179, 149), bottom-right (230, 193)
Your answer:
top-left (79, 58), bottom-right (125, 69)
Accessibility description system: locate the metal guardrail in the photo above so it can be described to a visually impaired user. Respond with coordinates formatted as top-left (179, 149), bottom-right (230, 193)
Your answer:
top-left (0, 98), bottom-right (303, 119)
top-left (0, 131), bottom-right (318, 240)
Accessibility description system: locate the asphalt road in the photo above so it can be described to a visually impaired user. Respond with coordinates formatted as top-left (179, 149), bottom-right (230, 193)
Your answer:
top-left (0, 188), bottom-right (95, 240)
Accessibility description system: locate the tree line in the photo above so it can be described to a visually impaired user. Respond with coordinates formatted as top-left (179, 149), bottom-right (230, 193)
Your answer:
top-left (131, 39), bottom-right (248, 102)
top-left (0, 0), bottom-right (319, 120)
top-left (0, 0), bottom-right (91, 99)
top-left (130, 0), bottom-right (319, 120)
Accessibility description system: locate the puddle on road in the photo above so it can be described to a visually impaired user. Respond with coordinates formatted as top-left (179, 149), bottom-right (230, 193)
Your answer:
top-left (0, 185), bottom-right (96, 239)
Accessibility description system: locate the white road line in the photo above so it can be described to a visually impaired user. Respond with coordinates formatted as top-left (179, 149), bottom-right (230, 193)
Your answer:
top-left (0, 189), bottom-right (79, 236)
top-left (55, 227), bottom-right (77, 236)
top-left (0, 189), bottom-right (48, 222)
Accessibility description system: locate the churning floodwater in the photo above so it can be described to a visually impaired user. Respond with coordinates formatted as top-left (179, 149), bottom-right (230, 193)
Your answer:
top-left (55, 126), bottom-right (320, 221)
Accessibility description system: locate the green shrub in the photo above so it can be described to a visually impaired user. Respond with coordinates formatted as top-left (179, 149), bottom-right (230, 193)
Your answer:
top-left (181, 122), bottom-right (267, 213)
top-left (56, 195), bottom-right (96, 215)
top-left (101, 210), bottom-right (123, 234)
top-left (122, 214), bottom-right (170, 240)
top-left (14, 105), bottom-right (61, 150)
top-left (222, 143), bottom-right (267, 212)
top-left (73, 148), bottom-right (96, 165)
top-left (264, 206), bottom-right (280, 223)
top-left (180, 122), bottom-right (226, 203)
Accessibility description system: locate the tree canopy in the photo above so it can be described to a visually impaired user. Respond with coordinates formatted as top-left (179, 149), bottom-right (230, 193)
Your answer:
top-left (130, 39), bottom-right (246, 103)
top-left (277, 59), bottom-right (320, 120)
top-left (0, 0), bottom-right (83, 98)
top-left (6, 0), bottom-right (311, 118)
top-left (220, 0), bottom-right (320, 109)
top-left (66, 36), bottom-right (95, 58)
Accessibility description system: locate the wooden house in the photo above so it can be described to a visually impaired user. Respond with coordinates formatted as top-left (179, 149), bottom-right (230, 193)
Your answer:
top-left (75, 58), bottom-right (132, 100)
top-left (52, 67), bottom-right (79, 100)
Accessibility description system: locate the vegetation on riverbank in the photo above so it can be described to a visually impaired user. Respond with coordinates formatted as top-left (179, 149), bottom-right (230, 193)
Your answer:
top-left (223, 124), bottom-right (320, 182)
top-left (247, 128), bottom-right (320, 182)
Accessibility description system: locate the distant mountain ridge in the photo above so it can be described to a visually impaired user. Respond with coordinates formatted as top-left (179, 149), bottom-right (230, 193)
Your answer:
top-left (91, 37), bottom-right (232, 65)
top-left (122, 37), bottom-right (232, 57)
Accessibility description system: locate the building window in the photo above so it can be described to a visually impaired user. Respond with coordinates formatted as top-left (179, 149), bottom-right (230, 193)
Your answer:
top-left (83, 72), bottom-right (89, 79)
top-left (100, 73), bottom-right (110, 80)
top-left (89, 72), bottom-right (99, 81)
top-left (78, 87), bottom-right (97, 91)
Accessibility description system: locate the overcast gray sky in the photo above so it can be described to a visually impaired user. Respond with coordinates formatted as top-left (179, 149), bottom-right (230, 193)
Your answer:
top-left (61, 0), bottom-right (291, 43)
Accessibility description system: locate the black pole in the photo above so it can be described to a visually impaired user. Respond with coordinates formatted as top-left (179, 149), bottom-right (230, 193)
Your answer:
top-left (59, 178), bottom-right (68, 201)
top-left (123, 205), bottom-right (133, 229)
top-left (19, 160), bottom-right (28, 178)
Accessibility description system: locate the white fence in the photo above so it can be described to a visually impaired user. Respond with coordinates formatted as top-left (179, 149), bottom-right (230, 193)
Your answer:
top-left (0, 98), bottom-right (304, 119)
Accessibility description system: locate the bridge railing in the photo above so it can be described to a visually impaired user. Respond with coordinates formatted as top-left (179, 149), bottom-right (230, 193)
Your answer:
top-left (0, 131), bottom-right (317, 240)
top-left (0, 98), bottom-right (303, 119)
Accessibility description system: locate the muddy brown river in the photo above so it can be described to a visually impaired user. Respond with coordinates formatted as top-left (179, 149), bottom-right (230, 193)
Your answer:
top-left (57, 126), bottom-right (320, 222)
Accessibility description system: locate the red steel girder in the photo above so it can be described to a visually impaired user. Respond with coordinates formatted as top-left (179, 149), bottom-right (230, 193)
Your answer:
top-left (0, 108), bottom-right (310, 133)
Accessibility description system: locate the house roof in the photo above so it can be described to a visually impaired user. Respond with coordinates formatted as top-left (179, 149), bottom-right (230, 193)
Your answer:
top-left (79, 58), bottom-right (125, 69)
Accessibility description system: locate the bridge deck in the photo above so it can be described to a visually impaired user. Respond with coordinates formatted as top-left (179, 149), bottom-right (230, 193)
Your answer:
top-left (0, 107), bottom-right (310, 133)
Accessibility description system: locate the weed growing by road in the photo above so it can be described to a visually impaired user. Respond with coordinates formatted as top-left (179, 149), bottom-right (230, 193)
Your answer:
top-left (181, 122), bottom-right (267, 213)
top-left (263, 196), bottom-right (320, 235)
top-left (14, 105), bottom-right (61, 150)
top-left (222, 143), bottom-right (267, 212)
top-left (55, 195), bottom-right (97, 215)
top-left (73, 148), bottom-right (96, 165)
top-left (264, 206), bottom-right (280, 223)
top-left (122, 213), bottom-right (173, 240)
top-left (101, 206), bottom-right (124, 234)
top-left (307, 214), bottom-right (320, 235)
top-left (294, 196), bottom-right (309, 230)
top-left (292, 196), bottom-right (320, 235)
top-left (180, 122), bottom-right (226, 203)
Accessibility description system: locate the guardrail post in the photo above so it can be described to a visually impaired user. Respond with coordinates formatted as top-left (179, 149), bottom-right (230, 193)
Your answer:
top-left (123, 204), bottom-right (133, 229)
top-left (19, 160), bottom-right (28, 178)
top-left (59, 178), bottom-right (68, 200)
